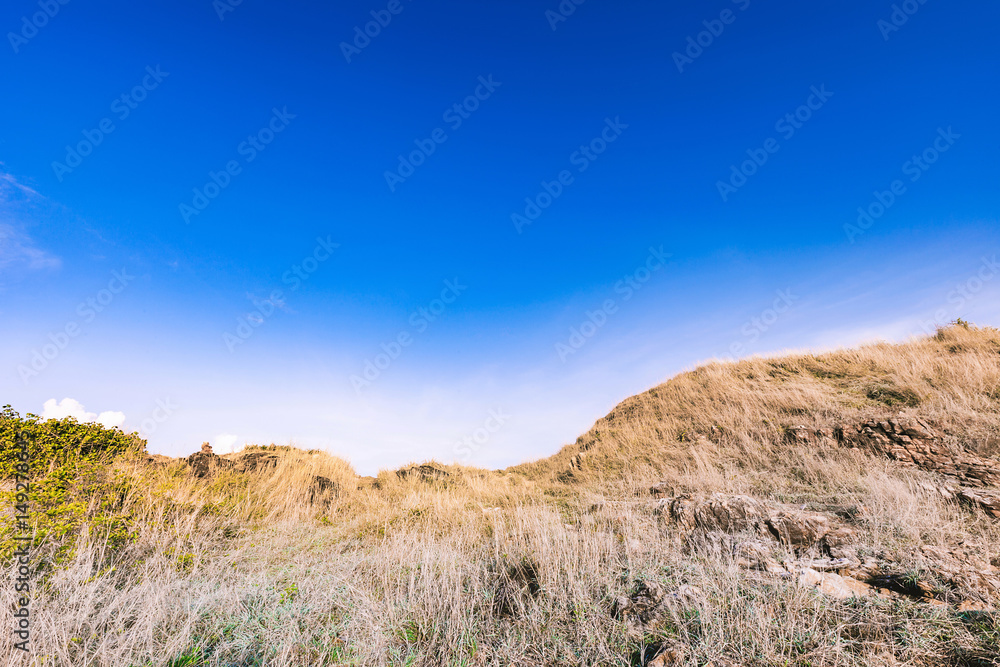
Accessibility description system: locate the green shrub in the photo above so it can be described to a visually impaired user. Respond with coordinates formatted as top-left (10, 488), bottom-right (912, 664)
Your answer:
top-left (0, 405), bottom-right (147, 565)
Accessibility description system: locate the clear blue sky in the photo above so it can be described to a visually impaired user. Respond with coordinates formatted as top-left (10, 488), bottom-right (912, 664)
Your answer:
top-left (2, 0), bottom-right (998, 473)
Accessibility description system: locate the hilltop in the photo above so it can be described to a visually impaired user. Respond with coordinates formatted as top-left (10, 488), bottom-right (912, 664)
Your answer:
top-left (2, 323), bottom-right (999, 666)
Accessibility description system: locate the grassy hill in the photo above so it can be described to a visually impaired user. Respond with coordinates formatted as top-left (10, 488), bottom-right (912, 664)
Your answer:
top-left (2, 323), bottom-right (999, 666)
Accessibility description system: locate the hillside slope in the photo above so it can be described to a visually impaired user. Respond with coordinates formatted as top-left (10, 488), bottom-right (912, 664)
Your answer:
top-left (3, 323), bottom-right (999, 666)
top-left (515, 322), bottom-right (1000, 490)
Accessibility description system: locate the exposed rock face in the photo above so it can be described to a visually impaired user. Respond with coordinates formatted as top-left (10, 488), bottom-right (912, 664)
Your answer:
top-left (307, 475), bottom-right (339, 504)
top-left (186, 442), bottom-right (233, 478)
top-left (396, 464), bottom-right (450, 483)
top-left (233, 451), bottom-right (280, 473)
top-left (957, 487), bottom-right (1000, 519)
top-left (788, 417), bottom-right (1000, 518)
top-left (842, 418), bottom-right (1000, 487)
top-left (661, 493), bottom-right (856, 554)
top-left (656, 492), bottom-right (999, 609)
top-left (614, 580), bottom-right (704, 635)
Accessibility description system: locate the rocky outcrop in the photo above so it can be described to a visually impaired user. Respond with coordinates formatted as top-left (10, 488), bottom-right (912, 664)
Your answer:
top-left (660, 493), bottom-right (856, 555)
top-left (307, 475), bottom-right (339, 504)
top-left (614, 580), bottom-right (704, 635)
top-left (233, 451), bottom-right (280, 472)
top-left (396, 464), bottom-right (450, 483)
top-left (842, 418), bottom-right (1000, 487)
top-left (787, 417), bottom-right (1000, 518)
top-left (186, 443), bottom-right (233, 478)
top-left (656, 492), bottom-right (999, 609)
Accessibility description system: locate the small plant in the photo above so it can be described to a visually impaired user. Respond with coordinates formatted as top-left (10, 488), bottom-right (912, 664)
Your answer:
top-left (279, 582), bottom-right (299, 604)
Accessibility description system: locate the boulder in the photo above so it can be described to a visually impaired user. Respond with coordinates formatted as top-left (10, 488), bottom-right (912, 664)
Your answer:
top-left (307, 475), bottom-right (339, 504)
top-left (661, 493), bottom-right (855, 552)
top-left (186, 442), bottom-right (233, 478)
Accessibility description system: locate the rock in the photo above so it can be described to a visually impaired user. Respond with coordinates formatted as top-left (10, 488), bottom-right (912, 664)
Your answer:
top-left (307, 475), bottom-right (339, 504)
top-left (233, 451), bottom-right (280, 472)
top-left (666, 493), bottom-right (767, 535)
top-left (842, 418), bottom-right (1000, 488)
top-left (958, 488), bottom-right (1000, 518)
top-left (798, 567), bottom-right (872, 600)
top-left (649, 482), bottom-right (674, 498)
top-left (186, 442), bottom-right (233, 478)
top-left (396, 464), bottom-right (450, 483)
top-left (662, 493), bottom-right (855, 554)
top-left (648, 645), bottom-right (686, 667)
top-left (766, 508), bottom-right (832, 547)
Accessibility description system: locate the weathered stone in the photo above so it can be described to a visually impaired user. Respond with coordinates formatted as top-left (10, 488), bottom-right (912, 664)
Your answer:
top-left (307, 475), bottom-right (339, 504)
top-left (396, 464), bottom-right (450, 482)
top-left (233, 451), bottom-right (280, 472)
top-left (666, 493), bottom-right (767, 535)
top-left (959, 488), bottom-right (1000, 518)
top-left (841, 418), bottom-right (1000, 487)
top-left (663, 493), bottom-right (853, 554)
top-left (649, 481), bottom-right (674, 498)
top-left (766, 508), bottom-right (832, 547)
top-left (798, 567), bottom-right (872, 600)
top-left (186, 442), bottom-right (233, 478)
top-left (648, 645), bottom-right (686, 667)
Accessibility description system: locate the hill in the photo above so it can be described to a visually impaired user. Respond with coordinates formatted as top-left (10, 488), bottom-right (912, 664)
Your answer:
top-left (2, 323), bottom-right (999, 666)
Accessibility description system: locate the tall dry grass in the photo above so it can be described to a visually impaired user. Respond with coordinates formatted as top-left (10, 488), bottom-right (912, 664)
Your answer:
top-left (4, 325), bottom-right (1000, 666)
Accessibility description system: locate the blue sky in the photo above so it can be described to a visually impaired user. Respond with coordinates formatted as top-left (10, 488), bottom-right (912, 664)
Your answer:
top-left (2, 0), bottom-right (998, 474)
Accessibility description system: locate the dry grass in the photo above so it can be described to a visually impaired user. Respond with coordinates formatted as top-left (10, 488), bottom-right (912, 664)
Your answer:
top-left (4, 325), bottom-right (1000, 666)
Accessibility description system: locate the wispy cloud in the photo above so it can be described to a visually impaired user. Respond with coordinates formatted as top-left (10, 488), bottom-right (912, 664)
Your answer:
top-left (0, 167), bottom-right (60, 272)
top-left (0, 222), bottom-right (61, 271)
top-left (0, 166), bottom-right (40, 201)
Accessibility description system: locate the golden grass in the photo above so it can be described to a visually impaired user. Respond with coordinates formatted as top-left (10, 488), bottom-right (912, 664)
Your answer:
top-left (4, 324), bottom-right (1000, 665)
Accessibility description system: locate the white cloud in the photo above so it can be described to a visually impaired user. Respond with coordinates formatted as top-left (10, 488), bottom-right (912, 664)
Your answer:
top-left (213, 433), bottom-right (239, 453)
top-left (41, 398), bottom-right (126, 429)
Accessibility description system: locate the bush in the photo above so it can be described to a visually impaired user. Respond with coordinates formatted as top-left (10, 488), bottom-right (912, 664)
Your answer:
top-left (0, 405), bottom-right (147, 565)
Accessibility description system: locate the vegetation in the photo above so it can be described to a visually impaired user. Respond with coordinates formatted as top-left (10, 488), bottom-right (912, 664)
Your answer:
top-left (2, 324), bottom-right (999, 665)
